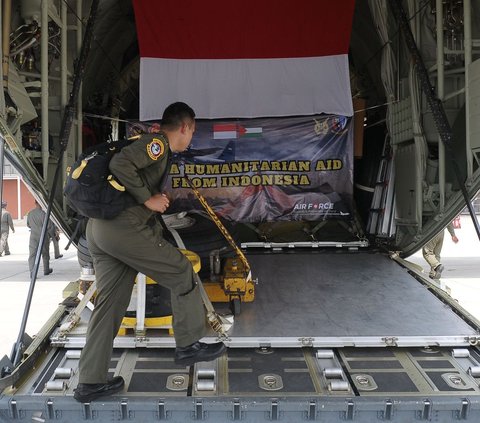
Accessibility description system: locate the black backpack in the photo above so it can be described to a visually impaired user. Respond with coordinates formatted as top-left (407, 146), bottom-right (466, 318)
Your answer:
top-left (64, 139), bottom-right (137, 219)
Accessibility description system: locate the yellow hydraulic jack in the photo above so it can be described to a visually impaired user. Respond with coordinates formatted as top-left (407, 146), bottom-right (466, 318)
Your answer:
top-left (183, 175), bottom-right (255, 316)
top-left (203, 253), bottom-right (255, 315)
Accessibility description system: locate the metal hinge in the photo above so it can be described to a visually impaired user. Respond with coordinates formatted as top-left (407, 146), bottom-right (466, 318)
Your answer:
top-left (382, 337), bottom-right (398, 347)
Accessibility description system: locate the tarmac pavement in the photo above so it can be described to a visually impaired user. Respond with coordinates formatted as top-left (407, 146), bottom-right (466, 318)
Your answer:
top-left (0, 220), bottom-right (80, 359)
top-left (406, 214), bottom-right (480, 320)
top-left (0, 215), bottom-right (479, 360)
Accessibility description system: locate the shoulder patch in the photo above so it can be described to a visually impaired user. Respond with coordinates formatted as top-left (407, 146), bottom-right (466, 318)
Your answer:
top-left (146, 138), bottom-right (165, 160)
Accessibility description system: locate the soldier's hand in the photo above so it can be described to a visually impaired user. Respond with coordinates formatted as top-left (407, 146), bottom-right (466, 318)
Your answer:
top-left (144, 193), bottom-right (170, 213)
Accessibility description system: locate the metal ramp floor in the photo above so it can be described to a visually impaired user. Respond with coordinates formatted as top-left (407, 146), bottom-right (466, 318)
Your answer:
top-left (226, 252), bottom-right (478, 347)
top-left (54, 251), bottom-right (478, 349)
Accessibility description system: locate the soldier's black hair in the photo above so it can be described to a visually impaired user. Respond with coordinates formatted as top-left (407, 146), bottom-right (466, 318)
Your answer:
top-left (161, 102), bottom-right (195, 130)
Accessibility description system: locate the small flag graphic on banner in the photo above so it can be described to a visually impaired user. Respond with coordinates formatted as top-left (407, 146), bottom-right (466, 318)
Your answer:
top-left (213, 124), bottom-right (263, 139)
top-left (213, 124), bottom-right (238, 139)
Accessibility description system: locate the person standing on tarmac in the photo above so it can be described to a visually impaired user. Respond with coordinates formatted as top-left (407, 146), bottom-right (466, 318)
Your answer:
top-left (27, 201), bottom-right (57, 275)
top-left (74, 102), bottom-right (226, 403)
top-left (0, 201), bottom-right (15, 256)
top-left (422, 222), bottom-right (459, 279)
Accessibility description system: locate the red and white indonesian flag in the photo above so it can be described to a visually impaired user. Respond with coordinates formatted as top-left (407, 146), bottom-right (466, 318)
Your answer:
top-left (133, 0), bottom-right (355, 120)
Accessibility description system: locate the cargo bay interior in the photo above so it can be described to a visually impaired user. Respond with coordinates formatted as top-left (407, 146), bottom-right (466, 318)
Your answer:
top-left (1, 0), bottom-right (480, 418)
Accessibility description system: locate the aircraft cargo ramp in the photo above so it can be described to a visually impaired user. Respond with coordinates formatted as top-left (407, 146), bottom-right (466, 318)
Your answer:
top-left (51, 251), bottom-right (479, 349)
top-left (2, 251), bottom-right (480, 422)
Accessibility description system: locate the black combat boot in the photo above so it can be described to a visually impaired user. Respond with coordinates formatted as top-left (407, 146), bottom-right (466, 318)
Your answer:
top-left (175, 341), bottom-right (226, 366)
top-left (74, 376), bottom-right (125, 402)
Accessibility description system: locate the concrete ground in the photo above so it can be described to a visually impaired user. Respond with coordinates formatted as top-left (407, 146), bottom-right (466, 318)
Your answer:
top-left (0, 220), bottom-right (80, 359)
top-left (405, 215), bottom-right (480, 320)
top-left (0, 215), bottom-right (479, 360)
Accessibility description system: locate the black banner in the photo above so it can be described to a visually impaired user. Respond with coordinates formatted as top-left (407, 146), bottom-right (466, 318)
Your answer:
top-left (128, 115), bottom-right (353, 222)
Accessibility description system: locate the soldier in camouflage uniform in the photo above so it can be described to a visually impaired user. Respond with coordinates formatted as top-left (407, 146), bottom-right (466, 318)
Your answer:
top-left (74, 102), bottom-right (225, 403)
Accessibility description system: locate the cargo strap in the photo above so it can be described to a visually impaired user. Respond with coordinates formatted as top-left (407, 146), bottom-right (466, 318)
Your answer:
top-left (166, 225), bottom-right (233, 340)
top-left (58, 281), bottom-right (97, 336)
top-left (183, 174), bottom-right (252, 283)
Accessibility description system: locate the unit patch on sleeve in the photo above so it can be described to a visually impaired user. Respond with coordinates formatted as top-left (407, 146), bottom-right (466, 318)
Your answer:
top-left (147, 139), bottom-right (165, 160)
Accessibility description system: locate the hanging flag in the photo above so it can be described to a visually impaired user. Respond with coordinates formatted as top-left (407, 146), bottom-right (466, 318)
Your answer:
top-left (133, 0), bottom-right (355, 120)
